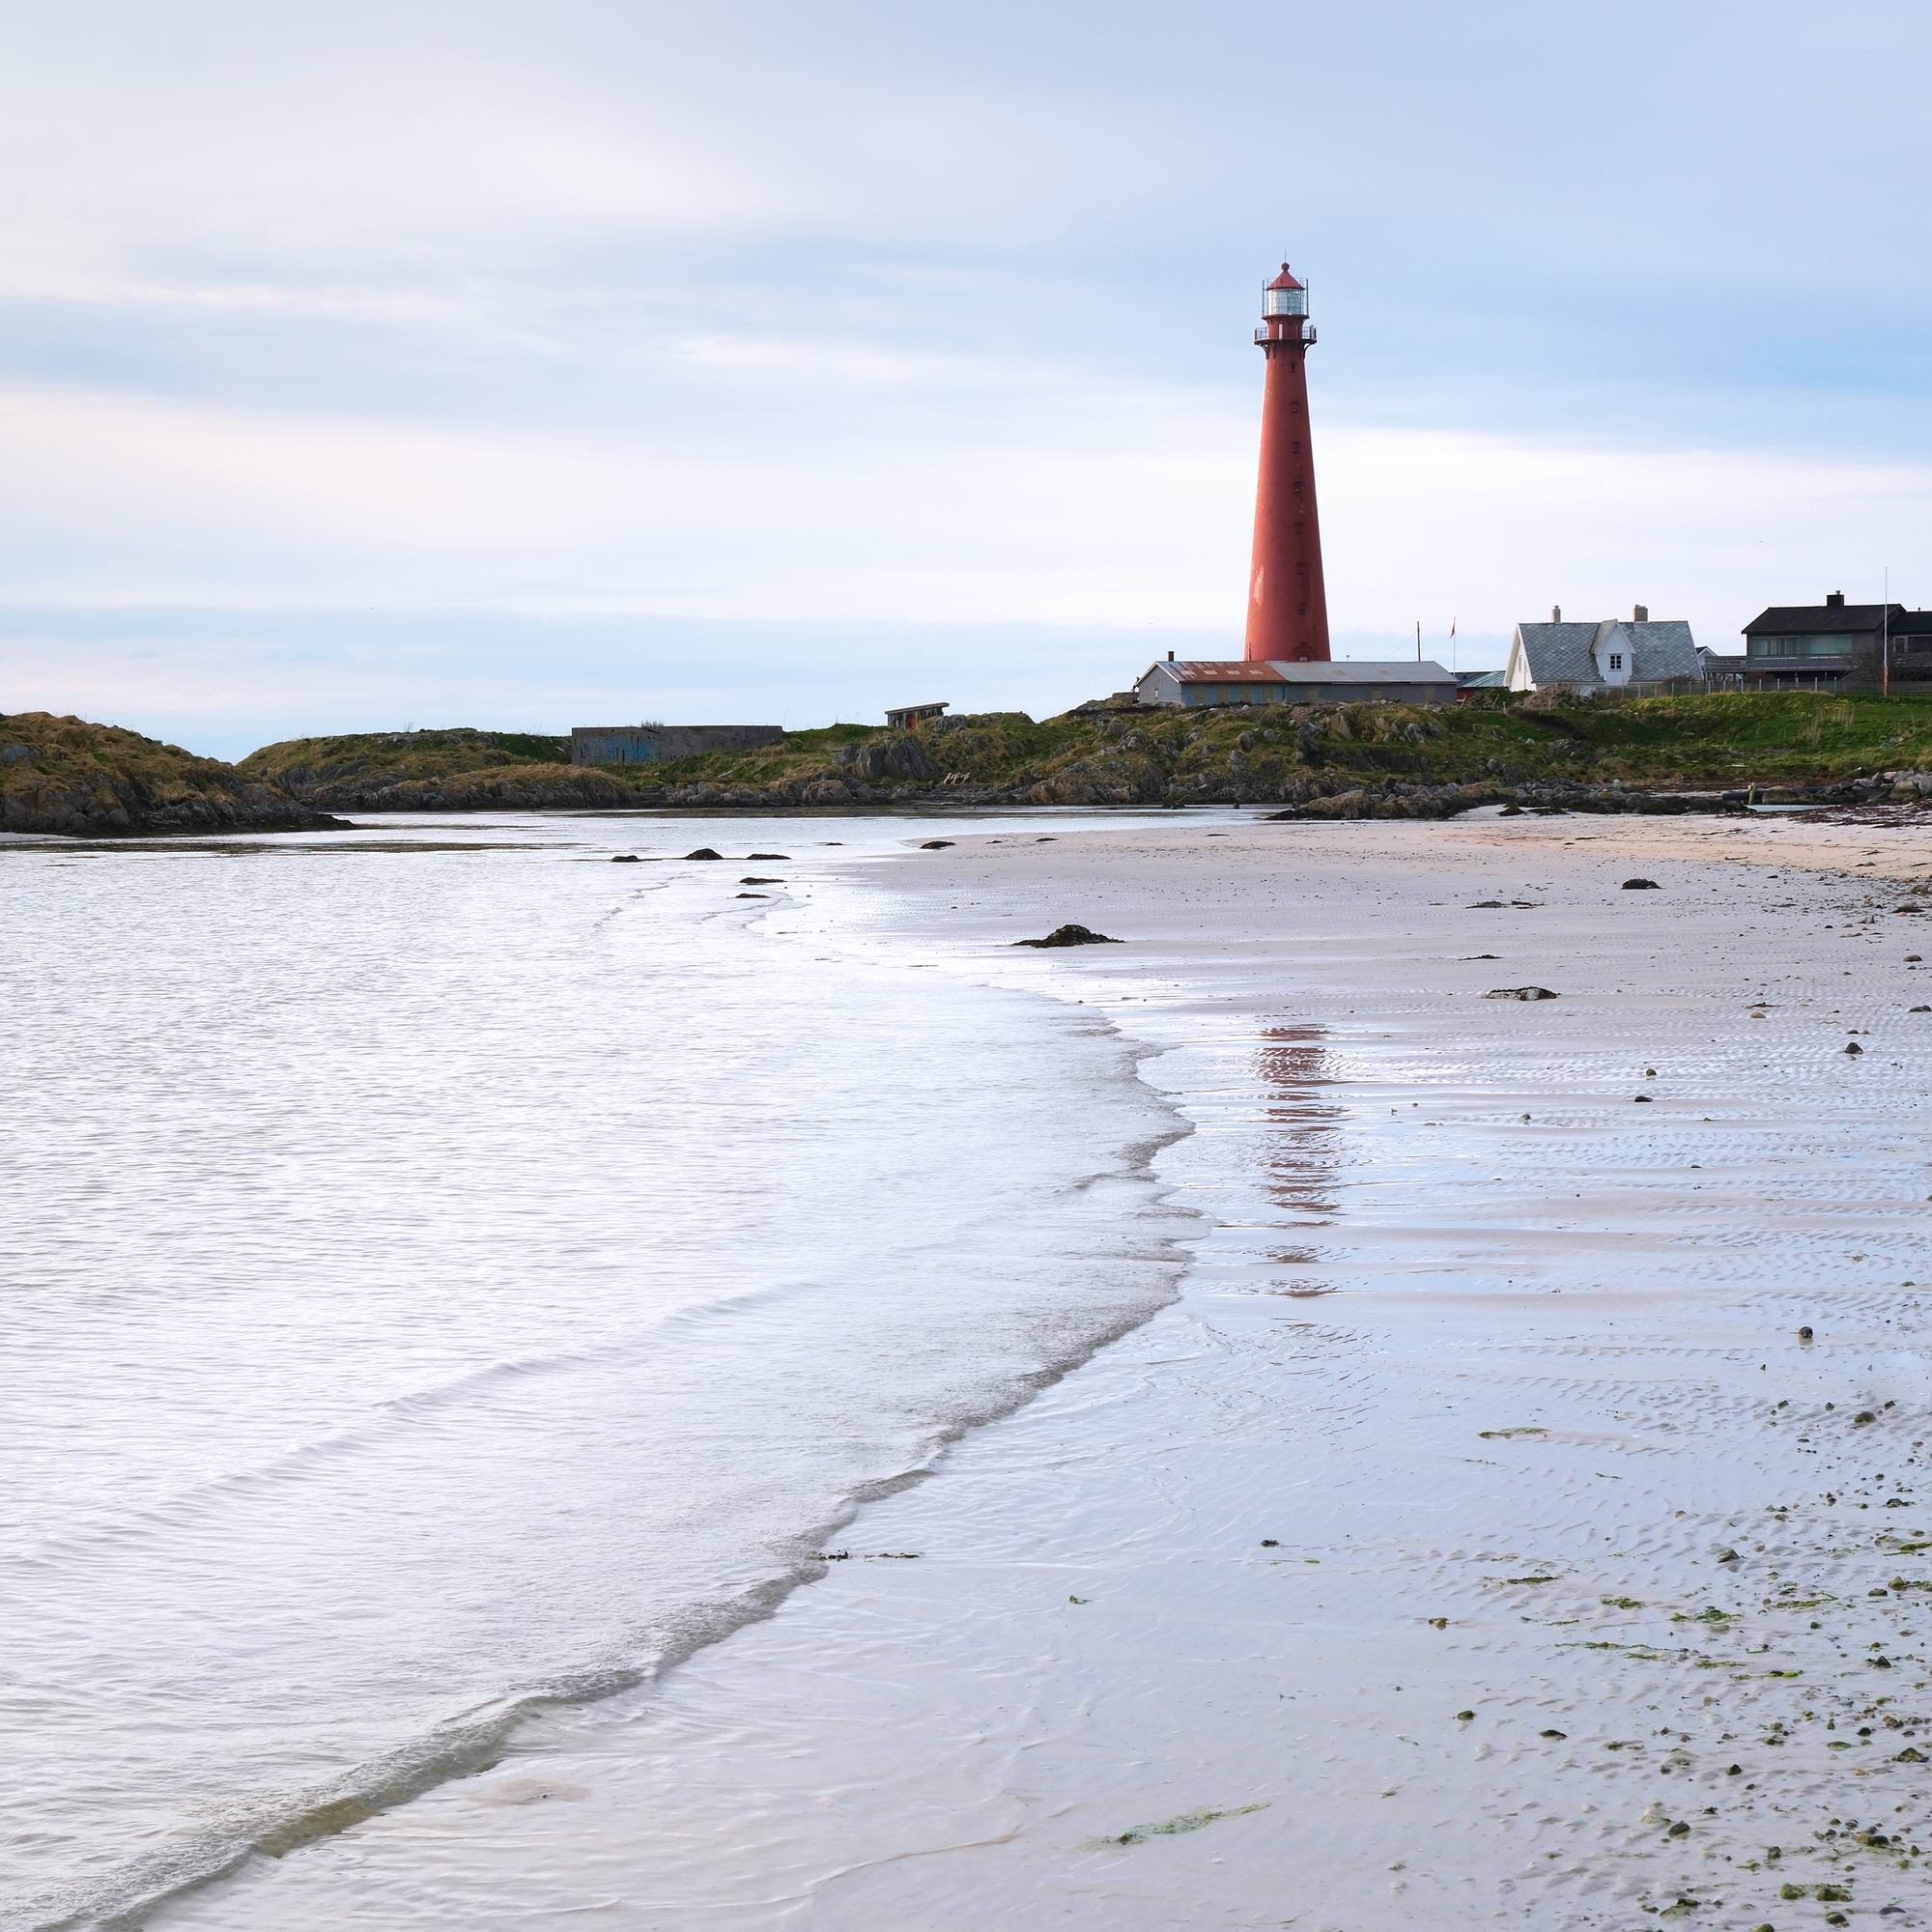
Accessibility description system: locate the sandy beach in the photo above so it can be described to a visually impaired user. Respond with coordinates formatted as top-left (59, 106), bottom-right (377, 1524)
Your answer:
top-left (156, 804), bottom-right (1932, 1930)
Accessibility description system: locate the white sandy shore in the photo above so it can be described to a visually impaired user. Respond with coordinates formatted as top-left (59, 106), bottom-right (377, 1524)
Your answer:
top-left (160, 807), bottom-right (1932, 1930)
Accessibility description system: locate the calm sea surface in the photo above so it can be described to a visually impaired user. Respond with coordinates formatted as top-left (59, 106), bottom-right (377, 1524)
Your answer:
top-left (0, 810), bottom-right (1188, 1930)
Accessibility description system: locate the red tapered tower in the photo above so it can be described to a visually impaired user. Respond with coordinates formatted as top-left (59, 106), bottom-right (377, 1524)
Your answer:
top-left (1243, 262), bottom-right (1330, 662)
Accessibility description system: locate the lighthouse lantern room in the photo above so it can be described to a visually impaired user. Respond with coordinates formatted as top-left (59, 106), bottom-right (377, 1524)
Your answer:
top-left (1243, 261), bottom-right (1330, 662)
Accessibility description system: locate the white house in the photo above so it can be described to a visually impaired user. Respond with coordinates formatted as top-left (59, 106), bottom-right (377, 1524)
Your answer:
top-left (1505, 608), bottom-right (1700, 695)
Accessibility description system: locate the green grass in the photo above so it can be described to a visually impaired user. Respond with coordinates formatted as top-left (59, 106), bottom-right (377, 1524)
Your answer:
top-left (239, 727), bottom-right (571, 785)
top-left (231, 691), bottom-right (1932, 806)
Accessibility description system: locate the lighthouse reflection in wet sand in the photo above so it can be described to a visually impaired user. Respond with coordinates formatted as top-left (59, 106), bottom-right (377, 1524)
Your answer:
top-left (1243, 261), bottom-right (1330, 664)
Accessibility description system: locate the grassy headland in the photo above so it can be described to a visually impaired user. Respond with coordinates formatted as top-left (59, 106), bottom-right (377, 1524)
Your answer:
top-left (1, 713), bottom-right (345, 837)
top-left (16, 693), bottom-right (1932, 837)
top-left (237, 692), bottom-right (1932, 814)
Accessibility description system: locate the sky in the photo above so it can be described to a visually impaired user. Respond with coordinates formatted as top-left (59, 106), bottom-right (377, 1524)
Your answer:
top-left (4, 0), bottom-right (1930, 756)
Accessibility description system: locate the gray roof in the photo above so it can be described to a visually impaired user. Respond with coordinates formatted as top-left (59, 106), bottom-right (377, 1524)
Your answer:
top-left (1514, 619), bottom-right (1699, 688)
top-left (1138, 659), bottom-right (1453, 688)
top-left (1259, 659), bottom-right (1453, 685)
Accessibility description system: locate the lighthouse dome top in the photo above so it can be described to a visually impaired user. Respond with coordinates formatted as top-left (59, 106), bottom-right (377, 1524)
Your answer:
top-left (1262, 263), bottom-right (1307, 316)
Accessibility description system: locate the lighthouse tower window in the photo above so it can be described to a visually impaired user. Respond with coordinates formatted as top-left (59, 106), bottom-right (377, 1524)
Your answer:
top-left (1263, 287), bottom-right (1307, 316)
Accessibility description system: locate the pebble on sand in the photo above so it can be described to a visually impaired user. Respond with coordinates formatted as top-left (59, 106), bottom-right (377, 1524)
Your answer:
top-left (1622, 878), bottom-right (1662, 890)
top-left (1483, 986), bottom-right (1558, 1001)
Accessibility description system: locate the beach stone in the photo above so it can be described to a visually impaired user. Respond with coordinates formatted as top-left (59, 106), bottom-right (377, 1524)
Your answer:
top-left (611, 854), bottom-right (640, 863)
top-left (920, 839), bottom-right (953, 849)
top-left (1622, 877), bottom-right (1662, 890)
top-left (1484, 986), bottom-right (1558, 1001)
top-left (684, 847), bottom-right (724, 861)
top-left (1844, 1040), bottom-right (1863, 1055)
top-left (1013, 924), bottom-right (1123, 949)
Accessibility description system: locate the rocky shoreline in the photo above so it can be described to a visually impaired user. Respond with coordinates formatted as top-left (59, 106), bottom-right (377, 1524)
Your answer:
top-left (519, 768), bottom-right (1932, 819)
top-left (1, 714), bottom-right (351, 838)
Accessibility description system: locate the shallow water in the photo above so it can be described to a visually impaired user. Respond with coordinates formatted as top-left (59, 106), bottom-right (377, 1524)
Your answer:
top-left (0, 810), bottom-right (1193, 1931)
top-left (97, 810), bottom-right (1932, 1928)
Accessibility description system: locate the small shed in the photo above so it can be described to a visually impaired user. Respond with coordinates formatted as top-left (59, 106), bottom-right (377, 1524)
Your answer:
top-left (1134, 659), bottom-right (1457, 708)
top-left (885, 701), bottom-right (949, 729)
top-left (1505, 613), bottom-right (1699, 694)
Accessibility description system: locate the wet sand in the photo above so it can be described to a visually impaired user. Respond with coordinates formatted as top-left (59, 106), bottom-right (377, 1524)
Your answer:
top-left (158, 807), bottom-right (1932, 1929)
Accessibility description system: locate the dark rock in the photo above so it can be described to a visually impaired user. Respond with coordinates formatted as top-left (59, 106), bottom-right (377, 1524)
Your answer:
top-left (1468, 900), bottom-right (1506, 909)
top-left (1484, 986), bottom-right (1558, 1001)
top-left (1845, 1040), bottom-right (1864, 1055)
top-left (844, 734), bottom-right (937, 782)
top-left (921, 839), bottom-right (953, 849)
top-left (1623, 878), bottom-right (1662, 890)
top-left (1013, 923), bottom-right (1123, 949)
top-left (740, 876), bottom-right (783, 884)
top-left (611, 854), bottom-right (640, 863)
top-left (685, 848), bottom-right (724, 861)
top-left (747, 851), bottom-right (789, 859)
top-left (1634, 1094), bottom-right (1653, 1102)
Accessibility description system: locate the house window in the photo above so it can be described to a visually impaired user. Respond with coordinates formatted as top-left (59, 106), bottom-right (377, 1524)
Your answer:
top-left (1608, 653), bottom-right (1623, 670)
top-left (1750, 636), bottom-right (1850, 658)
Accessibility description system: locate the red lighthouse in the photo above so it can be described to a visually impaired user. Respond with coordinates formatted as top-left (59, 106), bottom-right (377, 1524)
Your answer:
top-left (1243, 262), bottom-right (1330, 663)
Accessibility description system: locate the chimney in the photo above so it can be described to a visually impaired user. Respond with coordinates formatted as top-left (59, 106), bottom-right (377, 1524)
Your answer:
top-left (1167, 650), bottom-right (1176, 662)
top-left (1633, 604), bottom-right (1648, 622)
top-left (1827, 591), bottom-right (1845, 609)
top-left (1551, 604), bottom-right (1561, 623)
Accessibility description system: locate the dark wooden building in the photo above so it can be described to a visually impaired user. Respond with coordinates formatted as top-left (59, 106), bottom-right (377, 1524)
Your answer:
top-left (1740, 592), bottom-right (1932, 689)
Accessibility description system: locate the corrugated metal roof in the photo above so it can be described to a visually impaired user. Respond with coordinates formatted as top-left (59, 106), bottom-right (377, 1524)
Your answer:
top-left (1148, 662), bottom-right (1291, 681)
top-left (1142, 660), bottom-right (1453, 685)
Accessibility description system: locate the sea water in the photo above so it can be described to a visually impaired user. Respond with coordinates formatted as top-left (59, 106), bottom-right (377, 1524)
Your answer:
top-left (0, 810), bottom-right (1189, 1931)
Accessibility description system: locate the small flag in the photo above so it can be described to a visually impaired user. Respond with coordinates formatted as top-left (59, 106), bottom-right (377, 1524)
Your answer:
top-left (1450, 619), bottom-right (1457, 637)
